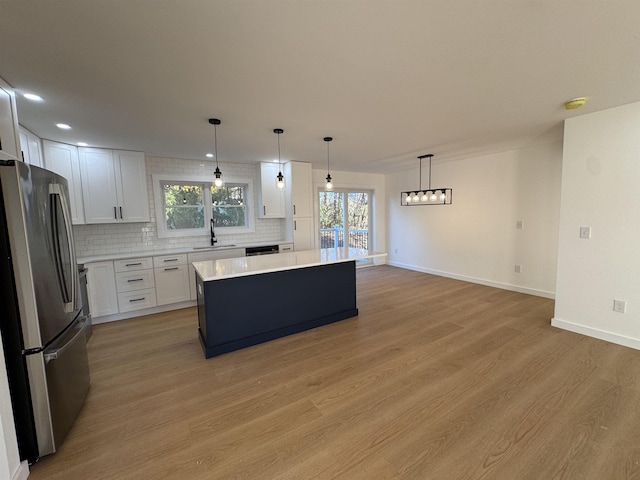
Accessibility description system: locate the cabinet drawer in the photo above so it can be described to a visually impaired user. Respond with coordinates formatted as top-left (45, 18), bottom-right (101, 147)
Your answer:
top-left (114, 257), bottom-right (153, 272)
top-left (117, 288), bottom-right (157, 313)
top-left (153, 253), bottom-right (187, 268)
top-left (115, 270), bottom-right (155, 293)
top-left (278, 243), bottom-right (294, 253)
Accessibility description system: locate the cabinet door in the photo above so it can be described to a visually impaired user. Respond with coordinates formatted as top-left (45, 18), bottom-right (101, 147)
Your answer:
top-left (155, 265), bottom-right (190, 305)
top-left (43, 140), bottom-right (85, 224)
top-left (293, 217), bottom-right (315, 251)
top-left (257, 162), bottom-right (285, 218)
top-left (290, 162), bottom-right (312, 217)
top-left (113, 150), bottom-right (149, 223)
top-left (86, 261), bottom-right (118, 317)
top-left (19, 130), bottom-right (29, 163)
top-left (0, 82), bottom-right (20, 161)
top-left (79, 147), bottom-right (119, 223)
top-left (27, 132), bottom-right (43, 168)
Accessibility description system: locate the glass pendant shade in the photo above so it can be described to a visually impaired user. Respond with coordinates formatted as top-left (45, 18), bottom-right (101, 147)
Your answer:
top-left (325, 174), bottom-right (333, 191)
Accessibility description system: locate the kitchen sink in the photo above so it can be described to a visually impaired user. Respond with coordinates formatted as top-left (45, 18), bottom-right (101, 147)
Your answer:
top-left (192, 245), bottom-right (236, 250)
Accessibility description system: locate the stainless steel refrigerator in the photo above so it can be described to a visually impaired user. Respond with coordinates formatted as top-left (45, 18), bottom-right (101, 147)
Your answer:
top-left (0, 159), bottom-right (90, 463)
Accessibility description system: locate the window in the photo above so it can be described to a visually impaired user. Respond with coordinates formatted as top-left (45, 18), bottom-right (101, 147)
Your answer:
top-left (153, 174), bottom-right (254, 238)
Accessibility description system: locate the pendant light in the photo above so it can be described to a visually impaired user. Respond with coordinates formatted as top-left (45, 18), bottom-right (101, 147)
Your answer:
top-left (274, 128), bottom-right (285, 189)
top-left (401, 154), bottom-right (453, 206)
top-left (208, 118), bottom-right (224, 188)
top-left (324, 136), bottom-right (333, 191)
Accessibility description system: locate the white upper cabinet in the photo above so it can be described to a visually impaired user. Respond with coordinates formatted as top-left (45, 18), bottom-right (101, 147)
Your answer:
top-left (19, 126), bottom-right (43, 167)
top-left (286, 161), bottom-right (313, 218)
top-left (257, 162), bottom-right (285, 218)
top-left (43, 140), bottom-right (85, 224)
top-left (79, 147), bottom-right (149, 224)
top-left (0, 79), bottom-right (20, 161)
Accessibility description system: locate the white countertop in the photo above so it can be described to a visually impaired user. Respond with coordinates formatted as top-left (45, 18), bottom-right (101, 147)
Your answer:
top-left (76, 241), bottom-right (283, 264)
top-left (193, 248), bottom-right (387, 281)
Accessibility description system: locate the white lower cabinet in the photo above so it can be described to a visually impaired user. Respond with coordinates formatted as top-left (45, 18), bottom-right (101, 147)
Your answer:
top-left (188, 248), bottom-right (245, 300)
top-left (114, 257), bottom-right (156, 313)
top-left (86, 261), bottom-right (118, 317)
top-left (153, 254), bottom-right (190, 305)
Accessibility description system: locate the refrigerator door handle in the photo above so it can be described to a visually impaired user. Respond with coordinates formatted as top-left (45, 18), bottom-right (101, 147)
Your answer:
top-left (49, 183), bottom-right (77, 313)
top-left (43, 317), bottom-right (87, 363)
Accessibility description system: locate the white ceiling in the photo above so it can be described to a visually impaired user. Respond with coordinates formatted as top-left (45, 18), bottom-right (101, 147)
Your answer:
top-left (1, 1), bottom-right (640, 173)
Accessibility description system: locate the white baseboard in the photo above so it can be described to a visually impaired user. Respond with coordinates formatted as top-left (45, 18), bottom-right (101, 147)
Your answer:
top-left (14, 461), bottom-right (29, 480)
top-left (387, 261), bottom-right (555, 299)
top-left (551, 317), bottom-right (640, 351)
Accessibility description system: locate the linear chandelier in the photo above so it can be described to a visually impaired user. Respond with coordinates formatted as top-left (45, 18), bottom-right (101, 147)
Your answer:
top-left (401, 154), bottom-right (452, 206)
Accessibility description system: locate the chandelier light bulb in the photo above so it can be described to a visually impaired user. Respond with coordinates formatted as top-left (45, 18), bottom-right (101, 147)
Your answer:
top-left (430, 192), bottom-right (437, 202)
top-left (439, 191), bottom-right (446, 201)
top-left (421, 192), bottom-right (428, 202)
top-left (406, 193), bottom-right (412, 203)
top-left (413, 193), bottom-right (420, 203)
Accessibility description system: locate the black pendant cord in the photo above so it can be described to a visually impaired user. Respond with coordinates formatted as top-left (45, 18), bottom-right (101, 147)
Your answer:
top-left (277, 133), bottom-right (282, 172)
top-left (428, 155), bottom-right (432, 190)
top-left (214, 123), bottom-right (219, 169)
top-left (419, 156), bottom-right (422, 192)
top-left (327, 141), bottom-right (330, 175)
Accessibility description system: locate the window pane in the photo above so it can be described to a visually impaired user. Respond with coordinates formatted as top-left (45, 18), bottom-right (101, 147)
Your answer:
top-left (213, 207), bottom-right (246, 227)
top-left (165, 206), bottom-right (205, 229)
top-left (164, 184), bottom-right (203, 206)
top-left (211, 185), bottom-right (245, 206)
top-left (211, 184), bottom-right (247, 228)
top-left (319, 191), bottom-right (345, 248)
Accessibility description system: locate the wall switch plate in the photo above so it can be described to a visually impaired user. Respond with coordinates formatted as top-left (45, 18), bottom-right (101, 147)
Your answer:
top-left (613, 299), bottom-right (626, 313)
top-left (516, 220), bottom-right (524, 230)
top-left (514, 264), bottom-right (522, 273)
top-left (579, 226), bottom-right (591, 239)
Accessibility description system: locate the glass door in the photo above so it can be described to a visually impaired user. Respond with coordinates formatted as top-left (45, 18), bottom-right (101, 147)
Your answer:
top-left (319, 189), bottom-right (371, 261)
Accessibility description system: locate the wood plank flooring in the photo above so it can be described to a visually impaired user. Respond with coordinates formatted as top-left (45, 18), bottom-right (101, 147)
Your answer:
top-left (27, 265), bottom-right (640, 479)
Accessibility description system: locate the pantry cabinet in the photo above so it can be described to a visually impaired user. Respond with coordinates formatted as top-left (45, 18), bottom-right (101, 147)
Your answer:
top-left (43, 140), bottom-right (85, 224)
top-left (79, 147), bottom-right (149, 223)
top-left (285, 161), bottom-right (315, 251)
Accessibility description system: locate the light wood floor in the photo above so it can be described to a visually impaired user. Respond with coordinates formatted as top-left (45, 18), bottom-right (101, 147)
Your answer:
top-left (28, 265), bottom-right (640, 479)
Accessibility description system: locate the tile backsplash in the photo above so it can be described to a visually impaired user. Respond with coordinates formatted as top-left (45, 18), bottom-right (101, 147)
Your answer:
top-left (73, 155), bottom-right (285, 258)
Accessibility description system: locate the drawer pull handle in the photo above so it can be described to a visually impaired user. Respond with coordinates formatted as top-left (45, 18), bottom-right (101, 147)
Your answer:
top-left (129, 297), bottom-right (146, 302)
top-left (164, 267), bottom-right (179, 271)
top-left (163, 259), bottom-right (179, 262)
top-left (127, 278), bottom-right (144, 283)
top-left (125, 262), bottom-right (142, 267)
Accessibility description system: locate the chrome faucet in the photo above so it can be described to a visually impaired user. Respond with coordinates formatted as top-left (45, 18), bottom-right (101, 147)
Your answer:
top-left (210, 218), bottom-right (217, 246)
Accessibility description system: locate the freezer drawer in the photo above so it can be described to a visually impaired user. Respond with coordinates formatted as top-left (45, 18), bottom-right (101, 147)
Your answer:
top-left (42, 316), bottom-right (90, 455)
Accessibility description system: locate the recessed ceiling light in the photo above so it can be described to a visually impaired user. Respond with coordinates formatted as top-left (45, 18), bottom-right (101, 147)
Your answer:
top-left (563, 97), bottom-right (588, 110)
top-left (206, 153), bottom-right (214, 158)
top-left (77, 142), bottom-right (88, 147)
top-left (56, 123), bottom-right (72, 130)
top-left (23, 93), bottom-right (44, 101)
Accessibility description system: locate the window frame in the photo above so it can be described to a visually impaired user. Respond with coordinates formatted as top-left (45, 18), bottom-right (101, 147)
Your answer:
top-left (153, 174), bottom-right (255, 239)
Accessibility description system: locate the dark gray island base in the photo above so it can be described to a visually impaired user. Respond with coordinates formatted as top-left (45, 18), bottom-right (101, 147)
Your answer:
top-left (196, 261), bottom-right (358, 358)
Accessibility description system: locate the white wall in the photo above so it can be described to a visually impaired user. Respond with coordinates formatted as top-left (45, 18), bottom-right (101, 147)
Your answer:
top-left (553, 102), bottom-right (640, 348)
top-left (311, 169), bottom-right (386, 261)
top-left (386, 141), bottom-right (563, 297)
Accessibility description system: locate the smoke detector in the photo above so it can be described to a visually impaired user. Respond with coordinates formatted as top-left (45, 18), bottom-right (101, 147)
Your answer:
top-left (563, 97), bottom-right (588, 110)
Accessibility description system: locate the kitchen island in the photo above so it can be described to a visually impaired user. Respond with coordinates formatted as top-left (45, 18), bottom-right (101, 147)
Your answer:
top-left (193, 248), bottom-right (386, 358)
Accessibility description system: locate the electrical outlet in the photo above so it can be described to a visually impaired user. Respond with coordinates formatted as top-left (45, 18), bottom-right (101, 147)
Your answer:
top-left (514, 264), bottom-right (522, 273)
top-left (579, 226), bottom-right (591, 239)
top-left (516, 220), bottom-right (524, 230)
top-left (85, 238), bottom-right (92, 246)
top-left (613, 299), bottom-right (626, 313)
